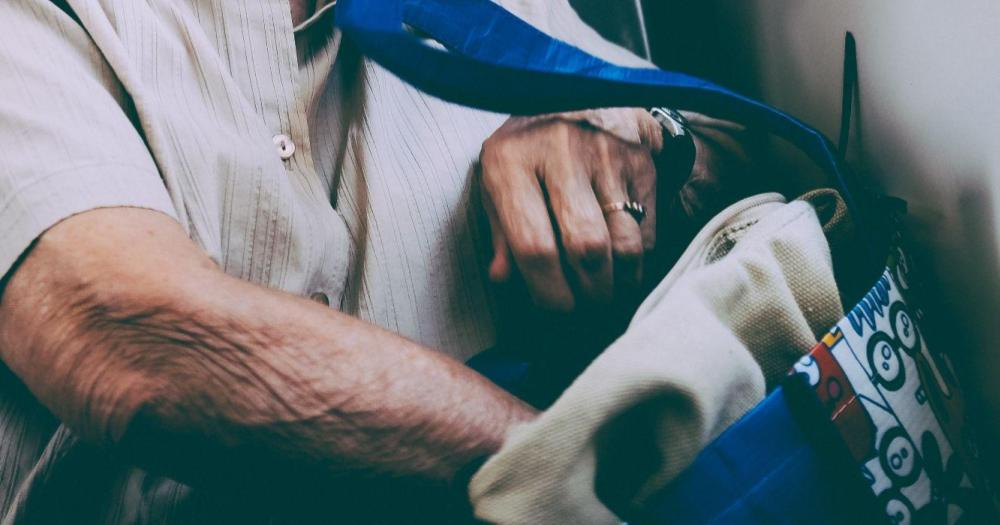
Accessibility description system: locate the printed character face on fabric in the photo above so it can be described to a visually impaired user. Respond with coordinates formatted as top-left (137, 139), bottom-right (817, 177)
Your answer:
top-left (792, 248), bottom-right (987, 524)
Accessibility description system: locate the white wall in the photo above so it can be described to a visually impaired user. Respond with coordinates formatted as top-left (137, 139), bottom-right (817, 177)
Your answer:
top-left (687, 0), bottom-right (1000, 470)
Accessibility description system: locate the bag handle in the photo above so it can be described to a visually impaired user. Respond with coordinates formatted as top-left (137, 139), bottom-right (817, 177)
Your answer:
top-left (838, 32), bottom-right (859, 158)
top-left (335, 0), bottom-right (863, 223)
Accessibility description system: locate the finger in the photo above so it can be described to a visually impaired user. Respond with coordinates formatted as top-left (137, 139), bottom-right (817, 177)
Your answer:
top-left (544, 155), bottom-right (614, 304)
top-left (481, 186), bottom-right (513, 283)
top-left (625, 147), bottom-right (658, 252)
top-left (593, 144), bottom-right (645, 290)
top-left (482, 162), bottom-right (575, 311)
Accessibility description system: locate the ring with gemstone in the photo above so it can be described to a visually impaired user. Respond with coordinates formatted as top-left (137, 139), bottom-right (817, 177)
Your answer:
top-left (601, 201), bottom-right (646, 224)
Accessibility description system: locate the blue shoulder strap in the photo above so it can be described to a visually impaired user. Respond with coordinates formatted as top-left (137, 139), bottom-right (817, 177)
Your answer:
top-left (333, 0), bottom-right (860, 216)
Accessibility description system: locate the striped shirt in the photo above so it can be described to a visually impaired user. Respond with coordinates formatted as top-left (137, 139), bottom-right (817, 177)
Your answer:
top-left (0, 0), bottom-right (651, 522)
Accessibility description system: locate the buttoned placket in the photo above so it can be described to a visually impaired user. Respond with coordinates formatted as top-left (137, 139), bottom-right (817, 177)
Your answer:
top-left (287, 6), bottom-right (349, 308)
top-left (221, 0), bottom-right (348, 305)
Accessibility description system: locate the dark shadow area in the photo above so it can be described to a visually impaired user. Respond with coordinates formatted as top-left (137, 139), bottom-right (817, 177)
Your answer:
top-left (907, 177), bottom-right (1000, 488)
top-left (569, 0), bottom-right (648, 56)
top-left (641, 1), bottom-right (749, 88)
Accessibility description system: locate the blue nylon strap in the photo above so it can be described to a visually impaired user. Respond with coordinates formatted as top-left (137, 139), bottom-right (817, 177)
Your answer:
top-left (333, 0), bottom-right (860, 217)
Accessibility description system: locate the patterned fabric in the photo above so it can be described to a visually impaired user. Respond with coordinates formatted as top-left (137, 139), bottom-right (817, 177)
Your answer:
top-left (792, 246), bottom-right (997, 524)
top-left (0, 0), bottom-right (653, 522)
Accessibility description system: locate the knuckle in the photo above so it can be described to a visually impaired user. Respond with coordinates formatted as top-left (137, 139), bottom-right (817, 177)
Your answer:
top-left (479, 165), bottom-right (502, 192)
top-left (513, 239), bottom-right (558, 269)
top-left (480, 135), bottom-right (522, 167)
top-left (566, 232), bottom-right (610, 262)
top-left (612, 238), bottom-right (644, 261)
top-left (479, 138), bottom-right (506, 166)
top-left (549, 119), bottom-right (578, 142)
top-left (479, 156), bottom-right (520, 194)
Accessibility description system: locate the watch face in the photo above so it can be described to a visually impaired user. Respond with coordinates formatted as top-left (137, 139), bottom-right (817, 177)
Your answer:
top-left (650, 107), bottom-right (697, 186)
top-left (650, 107), bottom-right (689, 138)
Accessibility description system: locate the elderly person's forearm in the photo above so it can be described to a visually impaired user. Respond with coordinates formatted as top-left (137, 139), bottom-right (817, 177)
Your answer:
top-left (0, 207), bottom-right (534, 514)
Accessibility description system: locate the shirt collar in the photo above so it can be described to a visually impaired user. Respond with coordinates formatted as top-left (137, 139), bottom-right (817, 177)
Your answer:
top-left (293, 0), bottom-right (337, 33)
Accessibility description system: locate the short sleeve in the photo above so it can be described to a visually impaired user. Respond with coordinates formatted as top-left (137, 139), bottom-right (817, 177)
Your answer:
top-left (0, 0), bottom-right (177, 278)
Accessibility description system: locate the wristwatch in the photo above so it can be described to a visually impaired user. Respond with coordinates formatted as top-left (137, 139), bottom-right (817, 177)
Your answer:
top-left (649, 107), bottom-right (697, 187)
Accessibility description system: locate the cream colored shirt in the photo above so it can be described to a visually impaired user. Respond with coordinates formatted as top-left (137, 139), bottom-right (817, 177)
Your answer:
top-left (0, 0), bottom-right (652, 361)
top-left (0, 0), bottom-right (651, 522)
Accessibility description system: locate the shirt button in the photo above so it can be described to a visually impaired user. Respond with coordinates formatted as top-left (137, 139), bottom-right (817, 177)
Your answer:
top-left (310, 292), bottom-right (330, 307)
top-left (273, 134), bottom-right (296, 160)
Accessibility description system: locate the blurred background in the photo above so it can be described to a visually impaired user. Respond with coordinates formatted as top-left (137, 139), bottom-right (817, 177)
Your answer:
top-left (574, 0), bottom-right (1000, 485)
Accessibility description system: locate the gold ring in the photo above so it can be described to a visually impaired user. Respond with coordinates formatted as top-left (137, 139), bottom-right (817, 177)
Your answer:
top-left (602, 201), bottom-right (646, 224)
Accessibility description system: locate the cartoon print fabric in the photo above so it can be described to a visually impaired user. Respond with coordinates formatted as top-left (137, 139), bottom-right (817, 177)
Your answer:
top-left (792, 246), bottom-right (996, 524)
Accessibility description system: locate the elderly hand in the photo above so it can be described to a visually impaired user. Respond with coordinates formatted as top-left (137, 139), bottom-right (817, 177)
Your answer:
top-left (480, 109), bottom-right (664, 311)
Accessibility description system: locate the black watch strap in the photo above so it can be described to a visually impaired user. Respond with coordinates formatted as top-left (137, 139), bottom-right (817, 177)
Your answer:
top-left (649, 107), bottom-right (697, 188)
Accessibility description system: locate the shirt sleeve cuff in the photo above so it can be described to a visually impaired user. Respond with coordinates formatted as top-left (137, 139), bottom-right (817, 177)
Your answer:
top-left (0, 163), bottom-right (179, 279)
